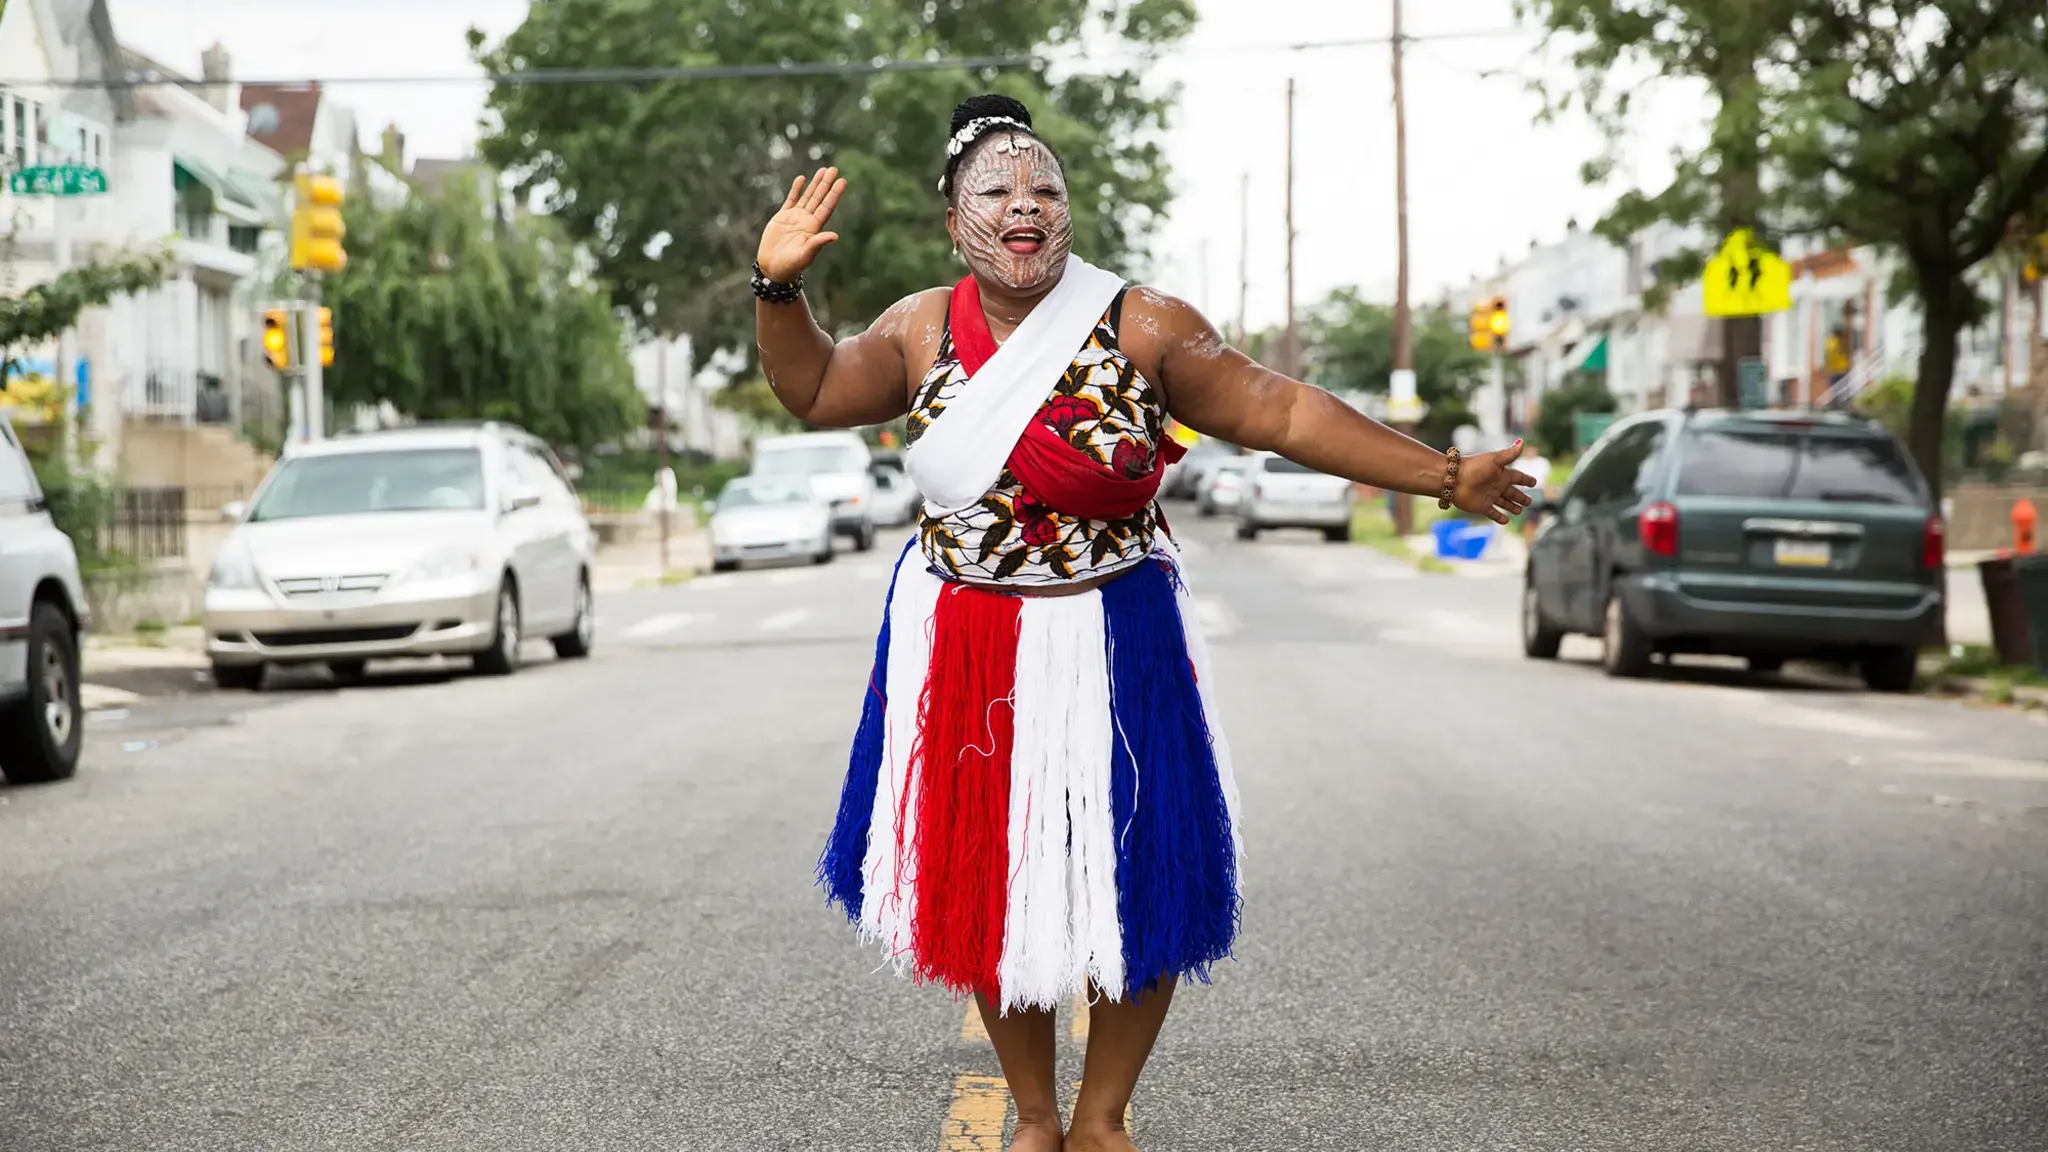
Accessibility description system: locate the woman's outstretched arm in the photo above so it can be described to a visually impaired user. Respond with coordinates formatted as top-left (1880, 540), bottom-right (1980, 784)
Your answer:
top-left (753, 167), bottom-right (926, 427)
top-left (1128, 288), bottom-right (1535, 523)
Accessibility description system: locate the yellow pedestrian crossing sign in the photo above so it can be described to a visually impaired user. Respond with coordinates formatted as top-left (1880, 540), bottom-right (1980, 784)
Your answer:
top-left (1702, 229), bottom-right (1792, 317)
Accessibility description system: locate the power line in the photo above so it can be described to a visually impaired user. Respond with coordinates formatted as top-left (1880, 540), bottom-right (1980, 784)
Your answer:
top-left (0, 26), bottom-right (1530, 90)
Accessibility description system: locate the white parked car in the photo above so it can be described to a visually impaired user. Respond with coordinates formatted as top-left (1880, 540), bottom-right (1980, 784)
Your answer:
top-left (1235, 453), bottom-right (1355, 542)
top-left (708, 476), bottom-right (834, 571)
top-left (203, 422), bottom-right (596, 690)
top-left (750, 431), bottom-right (877, 552)
top-left (1197, 457), bottom-right (1253, 516)
top-left (869, 462), bottom-right (920, 527)
top-left (0, 413), bottom-right (88, 783)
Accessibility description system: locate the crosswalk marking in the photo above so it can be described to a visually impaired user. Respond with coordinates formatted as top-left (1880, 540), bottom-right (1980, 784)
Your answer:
top-left (619, 612), bottom-right (702, 640)
top-left (758, 608), bottom-right (811, 632)
top-left (687, 573), bottom-right (736, 591)
top-left (767, 568), bottom-right (820, 587)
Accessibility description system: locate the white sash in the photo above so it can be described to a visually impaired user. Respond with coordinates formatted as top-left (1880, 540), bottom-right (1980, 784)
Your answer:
top-left (905, 254), bottom-right (1127, 516)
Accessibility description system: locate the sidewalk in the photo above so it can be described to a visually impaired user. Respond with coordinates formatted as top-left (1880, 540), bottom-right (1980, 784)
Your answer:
top-left (591, 533), bottom-right (710, 593)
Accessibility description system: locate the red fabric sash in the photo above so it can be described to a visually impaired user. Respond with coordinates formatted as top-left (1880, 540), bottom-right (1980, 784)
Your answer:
top-left (949, 275), bottom-right (1185, 522)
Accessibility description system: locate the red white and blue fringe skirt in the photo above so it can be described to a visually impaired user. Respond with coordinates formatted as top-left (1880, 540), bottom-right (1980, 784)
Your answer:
top-left (817, 540), bottom-right (1245, 1014)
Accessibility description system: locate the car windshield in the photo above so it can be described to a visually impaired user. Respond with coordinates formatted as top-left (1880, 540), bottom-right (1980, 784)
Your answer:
top-left (1674, 428), bottom-right (1923, 505)
top-left (718, 480), bottom-right (813, 509)
top-left (1262, 457), bottom-right (1317, 474)
top-left (248, 448), bottom-right (486, 522)
top-left (755, 445), bottom-right (862, 476)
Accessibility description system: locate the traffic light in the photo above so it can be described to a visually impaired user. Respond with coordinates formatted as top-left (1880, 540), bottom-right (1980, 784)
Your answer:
top-left (291, 173), bottom-right (347, 272)
top-left (318, 307), bottom-right (334, 367)
top-left (261, 308), bottom-right (293, 371)
top-left (1469, 296), bottom-right (1510, 352)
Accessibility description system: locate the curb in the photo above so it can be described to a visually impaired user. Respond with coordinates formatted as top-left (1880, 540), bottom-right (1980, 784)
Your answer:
top-left (82, 683), bottom-right (143, 712)
top-left (1923, 675), bottom-right (2048, 711)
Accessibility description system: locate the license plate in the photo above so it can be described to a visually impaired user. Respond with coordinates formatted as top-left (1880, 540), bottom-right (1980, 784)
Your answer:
top-left (1773, 538), bottom-right (1831, 567)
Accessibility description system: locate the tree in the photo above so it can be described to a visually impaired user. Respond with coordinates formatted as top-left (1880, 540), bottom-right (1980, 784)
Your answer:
top-left (1301, 289), bottom-right (1486, 447)
top-left (1516, 0), bottom-right (1801, 407)
top-left (469, 0), bottom-right (1193, 369)
top-left (1769, 1), bottom-right (2048, 507)
top-left (322, 179), bottom-right (643, 453)
top-left (1532, 376), bottom-right (1619, 458)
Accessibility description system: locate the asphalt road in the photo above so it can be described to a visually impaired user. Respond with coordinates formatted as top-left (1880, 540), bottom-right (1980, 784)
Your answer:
top-left (5, 510), bottom-right (2046, 1151)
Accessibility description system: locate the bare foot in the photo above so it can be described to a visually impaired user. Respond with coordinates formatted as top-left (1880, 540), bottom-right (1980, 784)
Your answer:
top-left (1010, 1117), bottom-right (1063, 1152)
top-left (1064, 1123), bottom-right (1139, 1152)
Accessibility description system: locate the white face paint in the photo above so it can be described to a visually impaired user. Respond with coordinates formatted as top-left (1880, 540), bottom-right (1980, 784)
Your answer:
top-left (947, 131), bottom-right (1073, 295)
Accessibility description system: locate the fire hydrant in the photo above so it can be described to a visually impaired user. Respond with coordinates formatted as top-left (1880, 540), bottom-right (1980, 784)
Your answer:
top-left (2014, 498), bottom-right (2037, 555)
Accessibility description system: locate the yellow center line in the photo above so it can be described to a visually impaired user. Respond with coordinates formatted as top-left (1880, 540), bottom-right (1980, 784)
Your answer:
top-left (1070, 991), bottom-right (1089, 1042)
top-left (940, 1075), bottom-right (1009, 1150)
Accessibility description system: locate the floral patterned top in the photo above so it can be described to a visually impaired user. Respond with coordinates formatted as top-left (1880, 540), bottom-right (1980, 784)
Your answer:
top-left (906, 289), bottom-right (1164, 587)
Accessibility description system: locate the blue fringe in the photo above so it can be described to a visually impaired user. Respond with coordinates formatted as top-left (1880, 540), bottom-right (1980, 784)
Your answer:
top-left (817, 539), bottom-right (916, 920)
top-left (1102, 557), bottom-right (1240, 998)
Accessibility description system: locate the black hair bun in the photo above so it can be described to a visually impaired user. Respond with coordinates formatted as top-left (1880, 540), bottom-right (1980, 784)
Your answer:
top-left (950, 94), bottom-right (1032, 136)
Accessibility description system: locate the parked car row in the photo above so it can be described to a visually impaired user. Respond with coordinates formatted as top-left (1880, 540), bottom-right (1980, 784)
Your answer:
top-left (707, 432), bottom-right (922, 572)
top-left (1185, 450), bottom-right (1355, 544)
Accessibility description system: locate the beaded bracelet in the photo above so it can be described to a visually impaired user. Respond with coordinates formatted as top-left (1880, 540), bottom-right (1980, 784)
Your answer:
top-left (1437, 447), bottom-right (1462, 510)
top-left (751, 261), bottom-right (804, 304)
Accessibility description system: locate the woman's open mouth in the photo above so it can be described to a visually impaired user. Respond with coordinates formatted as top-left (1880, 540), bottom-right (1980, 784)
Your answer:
top-left (1001, 227), bottom-right (1046, 254)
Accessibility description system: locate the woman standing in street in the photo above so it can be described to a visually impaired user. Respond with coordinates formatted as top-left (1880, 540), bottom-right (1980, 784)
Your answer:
top-left (756, 95), bottom-right (1533, 1152)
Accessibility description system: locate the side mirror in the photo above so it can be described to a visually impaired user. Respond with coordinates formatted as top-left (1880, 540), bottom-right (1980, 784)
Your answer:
top-left (221, 500), bottom-right (248, 523)
top-left (505, 486), bottom-right (543, 513)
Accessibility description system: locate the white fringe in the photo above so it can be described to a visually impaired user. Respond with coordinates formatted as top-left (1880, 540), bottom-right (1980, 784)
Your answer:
top-left (858, 551), bottom-right (945, 967)
top-left (997, 593), bottom-right (1124, 1013)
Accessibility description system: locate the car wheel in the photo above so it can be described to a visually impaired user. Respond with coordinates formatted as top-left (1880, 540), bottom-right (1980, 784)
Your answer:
top-left (327, 660), bottom-right (369, 685)
top-left (551, 576), bottom-right (595, 660)
top-left (1746, 656), bottom-right (1786, 675)
top-left (1601, 588), bottom-right (1654, 678)
top-left (1860, 645), bottom-right (1918, 694)
top-left (813, 547), bottom-right (835, 565)
top-left (711, 559), bottom-right (738, 573)
top-left (211, 662), bottom-right (264, 691)
top-left (0, 603), bottom-right (83, 784)
top-left (1521, 581), bottom-right (1565, 660)
top-left (1198, 501), bottom-right (1216, 518)
top-left (855, 523), bottom-right (876, 552)
top-left (1323, 525), bottom-right (1349, 543)
top-left (473, 579), bottom-right (522, 676)
top-left (1236, 521), bottom-right (1257, 541)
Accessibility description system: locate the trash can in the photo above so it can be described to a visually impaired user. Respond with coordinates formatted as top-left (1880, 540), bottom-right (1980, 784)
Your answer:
top-left (1978, 556), bottom-right (2034, 668)
top-left (2013, 554), bottom-right (2048, 676)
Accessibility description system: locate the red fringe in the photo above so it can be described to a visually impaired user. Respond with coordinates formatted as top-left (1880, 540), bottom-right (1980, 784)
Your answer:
top-left (909, 583), bottom-right (1020, 995)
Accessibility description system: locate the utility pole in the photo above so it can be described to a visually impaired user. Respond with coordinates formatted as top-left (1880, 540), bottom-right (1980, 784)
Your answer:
top-left (1282, 77), bottom-right (1299, 379)
top-left (1389, 0), bottom-right (1418, 536)
top-left (656, 338), bottom-right (672, 574)
top-left (301, 277), bottom-right (325, 441)
top-left (1236, 171), bottom-right (1250, 346)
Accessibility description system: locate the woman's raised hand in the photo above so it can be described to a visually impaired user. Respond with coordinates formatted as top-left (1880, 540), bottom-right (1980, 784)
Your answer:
top-left (757, 167), bottom-right (847, 283)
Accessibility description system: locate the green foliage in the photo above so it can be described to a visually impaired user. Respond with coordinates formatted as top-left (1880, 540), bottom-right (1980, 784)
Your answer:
top-left (1520, 0), bottom-right (2048, 503)
top-left (711, 374), bottom-right (805, 437)
top-left (1301, 291), bottom-right (1486, 447)
top-left (0, 245), bottom-right (174, 356)
top-left (1854, 374), bottom-right (1966, 473)
top-left (469, 0), bottom-right (1193, 367)
top-left (323, 179), bottom-right (643, 453)
top-left (22, 444), bottom-right (137, 580)
top-left (1533, 376), bottom-right (1618, 459)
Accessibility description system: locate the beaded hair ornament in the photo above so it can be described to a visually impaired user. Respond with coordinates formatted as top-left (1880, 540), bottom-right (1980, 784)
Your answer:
top-left (937, 116), bottom-right (1029, 192)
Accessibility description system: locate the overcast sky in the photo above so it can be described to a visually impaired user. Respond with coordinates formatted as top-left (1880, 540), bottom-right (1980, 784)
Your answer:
top-left (109, 0), bottom-right (1698, 332)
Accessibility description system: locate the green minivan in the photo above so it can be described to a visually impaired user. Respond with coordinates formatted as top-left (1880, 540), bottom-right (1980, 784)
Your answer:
top-left (1522, 408), bottom-right (1944, 692)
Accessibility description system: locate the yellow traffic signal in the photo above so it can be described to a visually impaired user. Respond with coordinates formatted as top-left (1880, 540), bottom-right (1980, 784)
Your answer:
top-left (291, 173), bottom-right (348, 273)
top-left (261, 308), bottom-right (293, 371)
top-left (318, 307), bottom-right (335, 367)
top-left (1469, 296), bottom-right (1510, 352)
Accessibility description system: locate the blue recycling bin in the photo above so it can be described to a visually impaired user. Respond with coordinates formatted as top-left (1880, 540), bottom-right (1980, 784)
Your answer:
top-left (1431, 518), bottom-right (1495, 560)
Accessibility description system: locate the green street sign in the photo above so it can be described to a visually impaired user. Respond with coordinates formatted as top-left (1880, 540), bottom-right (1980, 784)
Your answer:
top-left (8, 165), bottom-right (109, 197)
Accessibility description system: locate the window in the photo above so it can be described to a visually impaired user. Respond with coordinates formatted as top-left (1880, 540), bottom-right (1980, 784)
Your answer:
top-left (0, 418), bottom-right (39, 504)
top-left (1566, 421), bottom-right (1666, 506)
top-left (228, 225), bottom-right (261, 254)
top-left (755, 445), bottom-right (862, 477)
top-left (511, 443), bottom-right (574, 505)
top-left (10, 95), bottom-right (28, 168)
top-left (718, 479), bottom-right (813, 508)
top-left (1674, 428), bottom-right (1922, 505)
top-left (248, 449), bottom-right (487, 521)
top-left (1262, 456), bottom-right (1318, 474)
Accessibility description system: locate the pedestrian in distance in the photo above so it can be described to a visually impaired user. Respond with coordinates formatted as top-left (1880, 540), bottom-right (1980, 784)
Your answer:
top-left (753, 93), bottom-right (1535, 1152)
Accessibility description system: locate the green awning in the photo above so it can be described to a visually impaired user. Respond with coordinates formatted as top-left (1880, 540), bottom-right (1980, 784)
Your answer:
top-left (174, 155), bottom-right (270, 226)
top-left (1568, 334), bottom-right (1609, 374)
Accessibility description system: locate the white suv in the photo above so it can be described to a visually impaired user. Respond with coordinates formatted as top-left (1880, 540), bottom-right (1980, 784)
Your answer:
top-left (0, 413), bottom-right (89, 783)
top-left (750, 431), bottom-right (878, 552)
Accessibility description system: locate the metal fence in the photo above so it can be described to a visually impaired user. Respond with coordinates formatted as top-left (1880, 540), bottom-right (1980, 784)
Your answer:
top-left (108, 487), bottom-right (188, 561)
